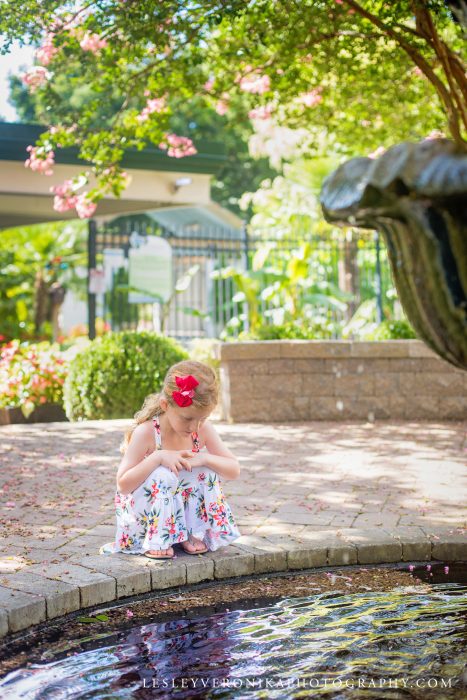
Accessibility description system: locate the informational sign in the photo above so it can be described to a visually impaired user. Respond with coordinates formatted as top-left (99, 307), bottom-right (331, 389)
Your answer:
top-left (88, 268), bottom-right (106, 294)
top-left (128, 236), bottom-right (173, 304)
top-left (103, 249), bottom-right (126, 290)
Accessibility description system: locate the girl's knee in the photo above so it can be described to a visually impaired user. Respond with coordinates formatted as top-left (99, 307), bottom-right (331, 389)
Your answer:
top-left (151, 465), bottom-right (178, 487)
top-left (188, 465), bottom-right (218, 481)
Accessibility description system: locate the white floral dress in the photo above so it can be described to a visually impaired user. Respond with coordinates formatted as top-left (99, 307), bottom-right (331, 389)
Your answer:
top-left (101, 416), bottom-right (241, 555)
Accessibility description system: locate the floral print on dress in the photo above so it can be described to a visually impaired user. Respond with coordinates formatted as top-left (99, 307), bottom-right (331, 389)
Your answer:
top-left (102, 415), bottom-right (241, 555)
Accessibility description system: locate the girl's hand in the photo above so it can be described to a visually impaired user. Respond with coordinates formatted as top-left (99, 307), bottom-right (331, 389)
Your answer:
top-left (183, 452), bottom-right (206, 468)
top-left (159, 449), bottom-right (193, 477)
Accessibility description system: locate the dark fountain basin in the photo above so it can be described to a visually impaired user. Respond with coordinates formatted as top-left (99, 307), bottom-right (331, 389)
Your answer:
top-left (0, 561), bottom-right (466, 699)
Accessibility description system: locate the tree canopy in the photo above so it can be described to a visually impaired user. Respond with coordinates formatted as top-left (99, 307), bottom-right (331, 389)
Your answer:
top-left (1, 0), bottom-right (465, 217)
top-left (8, 75), bottom-right (277, 217)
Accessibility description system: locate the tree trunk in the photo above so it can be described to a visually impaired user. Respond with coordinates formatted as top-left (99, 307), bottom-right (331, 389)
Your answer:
top-left (33, 270), bottom-right (49, 332)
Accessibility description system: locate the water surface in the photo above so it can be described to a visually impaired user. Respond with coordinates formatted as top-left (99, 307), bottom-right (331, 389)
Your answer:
top-left (1, 571), bottom-right (466, 699)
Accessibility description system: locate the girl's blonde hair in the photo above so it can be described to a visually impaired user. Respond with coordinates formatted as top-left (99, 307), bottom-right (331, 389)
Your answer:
top-left (121, 359), bottom-right (218, 453)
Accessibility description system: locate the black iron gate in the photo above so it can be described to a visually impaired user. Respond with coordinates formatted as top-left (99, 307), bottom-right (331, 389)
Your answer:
top-left (87, 218), bottom-right (391, 342)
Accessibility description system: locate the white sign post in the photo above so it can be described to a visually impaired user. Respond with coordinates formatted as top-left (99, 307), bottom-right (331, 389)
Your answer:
top-left (128, 236), bottom-right (173, 332)
top-left (88, 268), bottom-right (106, 294)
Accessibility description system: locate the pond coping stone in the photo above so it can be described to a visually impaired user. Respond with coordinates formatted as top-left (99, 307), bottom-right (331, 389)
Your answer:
top-left (0, 571), bottom-right (80, 620)
top-left (0, 526), bottom-right (466, 638)
top-left (0, 587), bottom-right (46, 634)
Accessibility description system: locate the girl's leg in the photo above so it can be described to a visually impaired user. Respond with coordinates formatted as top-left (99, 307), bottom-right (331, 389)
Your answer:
top-left (138, 466), bottom-right (188, 557)
top-left (175, 465), bottom-right (240, 552)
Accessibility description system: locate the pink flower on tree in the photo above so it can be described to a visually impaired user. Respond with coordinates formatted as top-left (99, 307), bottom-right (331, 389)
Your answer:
top-left (215, 100), bottom-right (229, 116)
top-left (25, 145), bottom-right (55, 175)
top-left (80, 33), bottom-right (108, 53)
top-left (52, 194), bottom-right (78, 213)
top-left (136, 96), bottom-right (167, 123)
top-left (215, 92), bottom-right (230, 116)
top-left (298, 88), bottom-right (323, 107)
top-left (50, 180), bottom-right (96, 218)
top-left (21, 66), bottom-right (51, 92)
top-left (237, 69), bottom-right (271, 95)
top-left (35, 34), bottom-right (59, 65)
top-left (50, 180), bottom-right (78, 213)
top-left (75, 193), bottom-right (97, 219)
top-left (248, 104), bottom-right (274, 120)
top-left (203, 78), bottom-right (214, 92)
top-left (160, 133), bottom-right (197, 158)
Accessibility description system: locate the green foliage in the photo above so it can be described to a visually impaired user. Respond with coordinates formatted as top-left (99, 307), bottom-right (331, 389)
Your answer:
top-left (0, 221), bottom-right (87, 341)
top-left (163, 96), bottom-right (277, 217)
top-left (365, 319), bottom-right (418, 340)
top-left (10, 80), bottom-right (276, 218)
top-left (188, 338), bottom-right (221, 385)
top-left (2, 1), bottom-right (464, 212)
top-left (214, 240), bottom-right (352, 338)
top-left (239, 321), bottom-right (332, 341)
top-left (0, 340), bottom-right (69, 416)
top-left (63, 331), bottom-right (188, 421)
top-left (240, 158), bottom-right (341, 235)
top-left (105, 267), bottom-right (138, 331)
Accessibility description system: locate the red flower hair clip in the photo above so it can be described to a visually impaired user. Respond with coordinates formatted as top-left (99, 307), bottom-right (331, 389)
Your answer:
top-left (172, 374), bottom-right (199, 407)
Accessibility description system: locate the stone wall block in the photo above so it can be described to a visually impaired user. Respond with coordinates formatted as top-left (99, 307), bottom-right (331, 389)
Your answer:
top-left (220, 341), bottom-right (465, 422)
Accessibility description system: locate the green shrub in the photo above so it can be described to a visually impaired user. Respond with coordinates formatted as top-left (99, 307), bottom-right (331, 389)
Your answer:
top-left (239, 321), bottom-right (331, 340)
top-left (188, 338), bottom-right (220, 375)
top-left (365, 319), bottom-right (417, 340)
top-left (63, 331), bottom-right (188, 420)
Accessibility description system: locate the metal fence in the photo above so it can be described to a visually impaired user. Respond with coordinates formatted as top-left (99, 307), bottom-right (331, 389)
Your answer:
top-left (87, 219), bottom-right (394, 342)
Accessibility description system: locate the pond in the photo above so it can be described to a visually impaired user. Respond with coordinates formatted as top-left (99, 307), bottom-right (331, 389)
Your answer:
top-left (0, 563), bottom-right (466, 699)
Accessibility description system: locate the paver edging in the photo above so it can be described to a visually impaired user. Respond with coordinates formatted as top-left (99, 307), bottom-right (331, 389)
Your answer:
top-left (0, 526), bottom-right (465, 639)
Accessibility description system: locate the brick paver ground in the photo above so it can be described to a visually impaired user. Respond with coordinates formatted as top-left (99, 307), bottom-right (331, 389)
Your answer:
top-left (0, 419), bottom-right (465, 637)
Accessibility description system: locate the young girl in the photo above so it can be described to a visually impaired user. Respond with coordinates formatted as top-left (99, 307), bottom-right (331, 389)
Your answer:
top-left (101, 360), bottom-right (241, 559)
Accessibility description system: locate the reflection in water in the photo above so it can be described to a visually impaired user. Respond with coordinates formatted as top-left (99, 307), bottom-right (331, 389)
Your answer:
top-left (1, 582), bottom-right (466, 699)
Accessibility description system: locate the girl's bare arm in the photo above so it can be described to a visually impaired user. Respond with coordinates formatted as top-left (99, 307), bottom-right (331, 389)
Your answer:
top-left (116, 422), bottom-right (193, 495)
top-left (192, 421), bottom-right (241, 480)
top-left (116, 423), bottom-right (161, 495)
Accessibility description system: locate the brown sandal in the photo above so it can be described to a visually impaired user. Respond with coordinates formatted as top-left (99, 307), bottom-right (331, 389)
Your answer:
top-left (144, 548), bottom-right (174, 560)
top-left (180, 541), bottom-right (208, 555)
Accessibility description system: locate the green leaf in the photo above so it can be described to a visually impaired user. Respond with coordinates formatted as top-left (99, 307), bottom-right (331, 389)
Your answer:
top-left (175, 265), bottom-right (200, 292)
top-left (21, 400), bottom-right (35, 418)
top-left (302, 293), bottom-right (347, 312)
top-left (77, 616), bottom-right (102, 624)
top-left (181, 307), bottom-right (209, 318)
top-left (252, 243), bottom-right (275, 272)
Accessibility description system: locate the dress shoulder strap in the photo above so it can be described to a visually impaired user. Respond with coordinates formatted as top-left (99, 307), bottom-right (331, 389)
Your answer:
top-left (153, 415), bottom-right (199, 452)
top-left (152, 415), bottom-right (162, 450)
top-left (192, 431), bottom-right (200, 453)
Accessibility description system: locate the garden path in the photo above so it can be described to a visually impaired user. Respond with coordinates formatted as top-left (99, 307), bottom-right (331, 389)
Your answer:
top-left (0, 418), bottom-right (465, 638)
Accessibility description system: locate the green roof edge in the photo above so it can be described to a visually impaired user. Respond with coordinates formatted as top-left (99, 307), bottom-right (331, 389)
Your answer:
top-left (0, 122), bottom-right (227, 175)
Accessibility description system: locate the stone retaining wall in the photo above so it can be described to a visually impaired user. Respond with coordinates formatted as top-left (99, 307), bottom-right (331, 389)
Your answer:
top-left (218, 340), bottom-right (466, 422)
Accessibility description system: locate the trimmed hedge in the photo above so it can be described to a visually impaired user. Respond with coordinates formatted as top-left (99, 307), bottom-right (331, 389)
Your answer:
top-left (63, 331), bottom-right (188, 420)
top-left (366, 320), bottom-right (417, 340)
top-left (239, 322), bottom-right (331, 340)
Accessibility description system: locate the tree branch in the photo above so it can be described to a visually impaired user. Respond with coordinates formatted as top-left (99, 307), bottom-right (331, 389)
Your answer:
top-left (412, 2), bottom-right (467, 131)
top-left (340, 0), bottom-right (466, 145)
